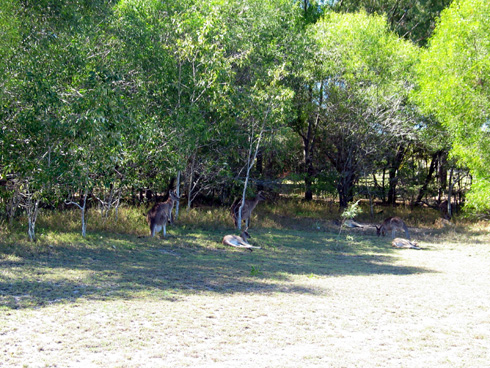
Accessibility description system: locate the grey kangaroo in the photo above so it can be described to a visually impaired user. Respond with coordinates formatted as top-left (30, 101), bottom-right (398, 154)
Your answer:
top-left (376, 217), bottom-right (411, 240)
top-left (231, 191), bottom-right (266, 229)
top-left (147, 190), bottom-right (180, 238)
top-left (222, 228), bottom-right (261, 250)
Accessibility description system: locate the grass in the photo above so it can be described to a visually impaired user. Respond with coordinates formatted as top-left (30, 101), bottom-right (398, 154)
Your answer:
top-left (1, 200), bottom-right (489, 367)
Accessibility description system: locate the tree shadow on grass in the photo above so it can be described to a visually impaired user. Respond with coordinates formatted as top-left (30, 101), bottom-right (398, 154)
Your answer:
top-left (0, 228), bottom-right (436, 310)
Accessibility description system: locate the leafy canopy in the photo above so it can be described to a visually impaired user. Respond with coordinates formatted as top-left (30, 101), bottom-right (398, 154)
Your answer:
top-left (414, 0), bottom-right (490, 213)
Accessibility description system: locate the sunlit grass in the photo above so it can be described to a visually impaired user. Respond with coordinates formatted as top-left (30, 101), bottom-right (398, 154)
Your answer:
top-left (2, 197), bottom-right (488, 248)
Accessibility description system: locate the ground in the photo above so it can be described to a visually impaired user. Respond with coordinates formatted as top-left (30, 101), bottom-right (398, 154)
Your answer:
top-left (1, 222), bottom-right (489, 367)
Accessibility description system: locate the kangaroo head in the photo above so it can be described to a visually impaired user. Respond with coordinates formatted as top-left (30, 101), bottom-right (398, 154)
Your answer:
top-left (257, 191), bottom-right (266, 201)
top-left (241, 228), bottom-right (251, 240)
top-left (375, 225), bottom-right (382, 236)
top-left (169, 190), bottom-right (180, 202)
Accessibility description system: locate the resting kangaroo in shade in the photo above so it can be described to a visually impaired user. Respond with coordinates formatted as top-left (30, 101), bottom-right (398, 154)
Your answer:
top-left (222, 228), bottom-right (261, 250)
top-left (146, 190), bottom-right (180, 238)
top-left (231, 191), bottom-right (266, 228)
top-left (392, 238), bottom-right (420, 249)
top-left (376, 217), bottom-right (411, 240)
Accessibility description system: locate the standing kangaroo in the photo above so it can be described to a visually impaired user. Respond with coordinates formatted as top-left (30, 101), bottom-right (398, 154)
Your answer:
top-left (231, 191), bottom-right (266, 229)
top-left (376, 217), bottom-right (411, 240)
top-left (147, 190), bottom-right (180, 238)
top-left (222, 228), bottom-right (261, 250)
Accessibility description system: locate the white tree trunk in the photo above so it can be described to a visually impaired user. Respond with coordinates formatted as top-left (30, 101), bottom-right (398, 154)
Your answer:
top-left (66, 191), bottom-right (88, 237)
top-left (237, 125), bottom-right (265, 231)
top-left (175, 170), bottom-right (181, 221)
top-left (20, 184), bottom-right (40, 242)
top-left (26, 197), bottom-right (40, 242)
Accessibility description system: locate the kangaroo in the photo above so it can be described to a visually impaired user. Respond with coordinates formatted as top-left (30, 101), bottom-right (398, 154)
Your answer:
top-left (231, 191), bottom-right (266, 229)
top-left (222, 229), bottom-right (261, 250)
top-left (376, 216), bottom-right (411, 240)
top-left (146, 190), bottom-right (180, 238)
top-left (391, 237), bottom-right (420, 249)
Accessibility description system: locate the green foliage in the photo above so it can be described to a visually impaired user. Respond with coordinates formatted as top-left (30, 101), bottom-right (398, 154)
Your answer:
top-left (415, 0), bottom-right (490, 213)
top-left (250, 265), bottom-right (263, 276)
top-left (313, 10), bottom-right (418, 96)
top-left (1, 0), bottom-right (477, 235)
top-left (341, 200), bottom-right (363, 221)
top-left (332, 0), bottom-right (452, 46)
top-left (302, 10), bottom-right (419, 206)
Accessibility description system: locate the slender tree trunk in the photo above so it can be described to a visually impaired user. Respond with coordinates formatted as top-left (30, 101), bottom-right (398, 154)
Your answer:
top-left (256, 149), bottom-right (264, 192)
top-left (387, 169), bottom-right (397, 206)
top-left (8, 185), bottom-right (20, 226)
top-left (26, 196), bottom-right (40, 242)
top-left (175, 170), bottom-right (181, 220)
top-left (447, 168), bottom-right (454, 219)
top-left (415, 150), bottom-right (440, 204)
top-left (304, 144), bottom-right (315, 201)
top-left (298, 82), bottom-right (323, 201)
top-left (114, 188), bottom-right (121, 222)
top-left (187, 153), bottom-right (196, 211)
top-left (238, 119), bottom-right (267, 231)
top-left (66, 191), bottom-right (88, 237)
top-left (438, 150), bottom-right (448, 202)
top-left (387, 145), bottom-right (407, 206)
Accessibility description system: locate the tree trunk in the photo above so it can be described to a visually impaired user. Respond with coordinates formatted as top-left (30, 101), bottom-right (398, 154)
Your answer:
top-left (238, 120), bottom-right (266, 230)
top-left (415, 150), bottom-right (440, 204)
top-left (304, 152), bottom-right (314, 201)
top-left (301, 82), bottom-right (323, 201)
top-left (337, 171), bottom-right (356, 208)
top-left (387, 145), bottom-right (407, 206)
top-left (256, 149), bottom-right (264, 192)
top-left (446, 168), bottom-right (454, 219)
top-left (302, 117), bottom-right (316, 201)
top-left (187, 153), bottom-right (196, 211)
top-left (66, 191), bottom-right (88, 237)
top-left (175, 170), bottom-right (181, 220)
top-left (26, 197), bottom-right (40, 242)
top-left (438, 150), bottom-right (448, 202)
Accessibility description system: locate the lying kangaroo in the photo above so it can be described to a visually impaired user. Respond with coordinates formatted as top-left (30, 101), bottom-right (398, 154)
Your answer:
top-left (391, 237), bottom-right (420, 249)
top-left (146, 190), bottom-right (180, 238)
top-left (376, 216), bottom-right (411, 240)
top-left (222, 229), bottom-right (261, 250)
top-left (231, 191), bottom-right (266, 229)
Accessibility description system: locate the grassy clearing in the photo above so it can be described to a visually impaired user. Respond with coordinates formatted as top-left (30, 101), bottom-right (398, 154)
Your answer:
top-left (1, 201), bottom-right (489, 367)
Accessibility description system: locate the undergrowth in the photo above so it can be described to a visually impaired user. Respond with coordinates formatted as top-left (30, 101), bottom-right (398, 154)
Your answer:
top-left (1, 197), bottom-right (487, 248)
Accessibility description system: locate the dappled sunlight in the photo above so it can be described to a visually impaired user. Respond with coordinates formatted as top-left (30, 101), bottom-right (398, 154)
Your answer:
top-left (0, 225), bottom-right (437, 311)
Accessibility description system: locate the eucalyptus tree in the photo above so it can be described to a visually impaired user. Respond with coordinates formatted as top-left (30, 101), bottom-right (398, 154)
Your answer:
top-left (415, 0), bottom-right (490, 214)
top-left (218, 0), bottom-right (302, 228)
top-left (170, 1), bottom-right (236, 211)
top-left (0, 0), bottom-right (106, 239)
top-left (110, 0), bottom-right (189, 201)
top-left (1, 0), bottom-right (141, 237)
top-left (308, 11), bottom-right (419, 207)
